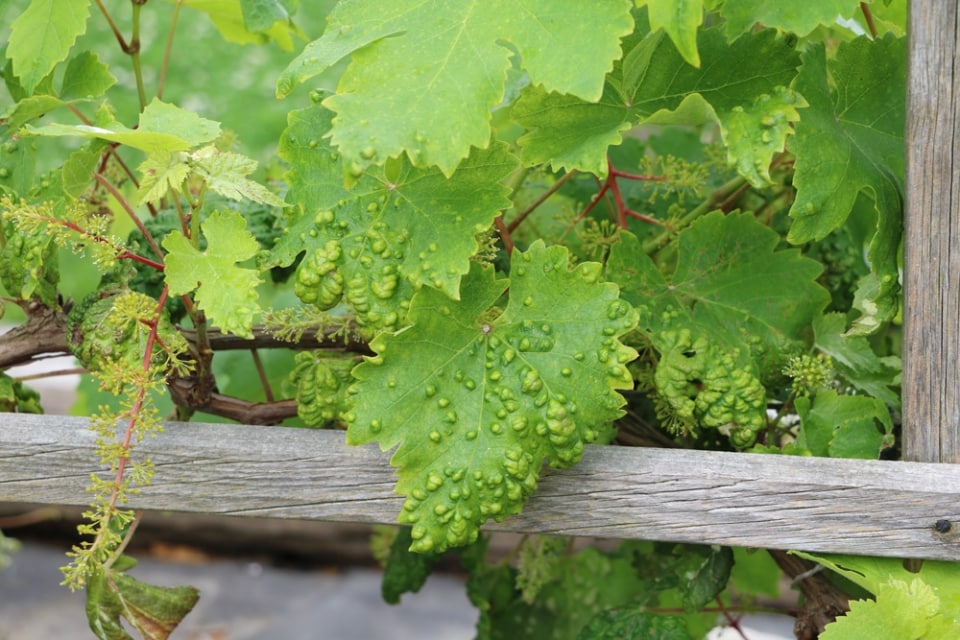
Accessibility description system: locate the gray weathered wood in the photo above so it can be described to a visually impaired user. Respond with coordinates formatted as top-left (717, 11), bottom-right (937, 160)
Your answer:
top-left (903, 1), bottom-right (960, 462)
top-left (2, 414), bottom-right (959, 560)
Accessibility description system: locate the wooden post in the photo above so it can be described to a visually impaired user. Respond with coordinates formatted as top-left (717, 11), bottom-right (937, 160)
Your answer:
top-left (903, 2), bottom-right (960, 462)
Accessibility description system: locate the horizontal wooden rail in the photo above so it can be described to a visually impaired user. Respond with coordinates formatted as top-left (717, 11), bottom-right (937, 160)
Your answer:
top-left (2, 413), bottom-right (959, 561)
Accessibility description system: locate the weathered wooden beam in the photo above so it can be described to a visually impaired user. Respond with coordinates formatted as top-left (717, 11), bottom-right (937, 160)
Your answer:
top-left (904, 0), bottom-right (960, 462)
top-left (2, 414), bottom-right (959, 560)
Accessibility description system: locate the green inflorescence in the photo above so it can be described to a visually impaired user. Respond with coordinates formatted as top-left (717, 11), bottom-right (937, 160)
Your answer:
top-left (783, 352), bottom-right (835, 397)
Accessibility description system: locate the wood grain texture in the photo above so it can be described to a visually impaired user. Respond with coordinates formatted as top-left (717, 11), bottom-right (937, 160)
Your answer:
top-left (2, 414), bottom-right (960, 560)
top-left (903, 1), bottom-right (960, 462)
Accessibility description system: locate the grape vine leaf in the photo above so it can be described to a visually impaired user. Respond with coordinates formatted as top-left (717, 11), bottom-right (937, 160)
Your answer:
top-left (381, 526), bottom-right (439, 604)
top-left (86, 556), bottom-right (199, 640)
top-left (240, 0), bottom-right (292, 32)
top-left (347, 242), bottom-right (637, 553)
top-left (469, 544), bottom-right (654, 640)
top-left (720, 0), bottom-right (861, 38)
top-left (181, 0), bottom-right (300, 50)
top-left (26, 98), bottom-right (221, 153)
top-left (821, 579), bottom-right (958, 640)
top-left (265, 105), bottom-right (518, 333)
top-left (5, 0), bottom-right (91, 95)
top-left (787, 36), bottom-right (905, 334)
top-left (137, 152), bottom-right (192, 206)
top-left (59, 51), bottom-right (117, 101)
top-left (276, 0), bottom-right (634, 176)
top-left (813, 313), bottom-right (901, 409)
top-left (188, 146), bottom-right (286, 206)
top-left (512, 25), bottom-right (802, 181)
top-left (794, 390), bottom-right (893, 459)
top-left (163, 209), bottom-right (262, 338)
top-left (578, 607), bottom-right (692, 640)
top-left (607, 214), bottom-right (829, 444)
top-left (643, 0), bottom-right (704, 67)
top-left (794, 552), bottom-right (960, 626)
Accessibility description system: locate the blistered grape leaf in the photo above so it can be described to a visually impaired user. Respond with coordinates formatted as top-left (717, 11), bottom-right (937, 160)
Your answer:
top-left (5, 0), bottom-right (91, 95)
top-left (794, 390), bottom-right (893, 459)
top-left (276, 0), bottom-right (634, 176)
top-left (643, 0), bottom-right (703, 67)
top-left (348, 242), bottom-right (637, 553)
top-left (188, 146), bottom-right (285, 206)
top-left (59, 51), bottom-right (117, 101)
top-left (513, 26), bottom-right (801, 180)
top-left (265, 105), bottom-right (517, 333)
top-left (721, 87), bottom-right (805, 187)
top-left (607, 215), bottom-right (828, 444)
top-left (787, 36), bottom-right (904, 334)
top-left (611, 213), bottom-right (828, 361)
top-left (721, 0), bottom-right (860, 38)
top-left (163, 210), bottom-right (262, 338)
top-left (26, 99), bottom-right (220, 153)
top-left (821, 579), bottom-right (957, 640)
top-left (86, 559), bottom-right (199, 640)
top-left (813, 313), bottom-right (901, 409)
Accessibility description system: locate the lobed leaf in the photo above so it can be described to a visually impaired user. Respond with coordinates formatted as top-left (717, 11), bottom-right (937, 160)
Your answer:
top-left (277, 0), bottom-right (634, 175)
top-left (513, 26), bottom-right (801, 180)
top-left (27, 99), bottom-right (221, 153)
top-left (721, 0), bottom-right (861, 38)
top-left (5, 0), bottom-right (91, 95)
top-left (787, 36), bottom-right (905, 334)
top-left (644, 0), bottom-right (704, 67)
top-left (608, 214), bottom-right (829, 443)
top-left (348, 242), bottom-right (637, 553)
top-left (267, 105), bottom-right (517, 334)
top-left (163, 210), bottom-right (262, 338)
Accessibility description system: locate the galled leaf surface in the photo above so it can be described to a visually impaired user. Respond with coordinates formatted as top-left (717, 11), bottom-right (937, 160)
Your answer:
top-left (163, 210), bottom-right (262, 338)
top-left (513, 26), bottom-right (801, 179)
top-left (5, 0), bottom-right (90, 95)
top-left (788, 36), bottom-right (904, 334)
top-left (266, 105), bottom-right (517, 334)
top-left (277, 0), bottom-right (633, 175)
top-left (348, 242), bottom-right (637, 552)
top-left (607, 215), bottom-right (828, 443)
